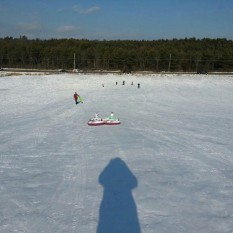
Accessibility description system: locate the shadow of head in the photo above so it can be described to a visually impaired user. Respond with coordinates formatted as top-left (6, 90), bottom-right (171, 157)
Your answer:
top-left (99, 157), bottom-right (137, 191)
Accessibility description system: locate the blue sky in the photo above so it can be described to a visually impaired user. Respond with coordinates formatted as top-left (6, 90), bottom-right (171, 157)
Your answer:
top-left (0, 0), bottom-right (233, 40)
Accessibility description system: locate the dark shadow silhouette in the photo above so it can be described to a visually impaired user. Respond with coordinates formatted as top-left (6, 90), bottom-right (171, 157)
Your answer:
top-left (97, 157), bottom-right (141, 233)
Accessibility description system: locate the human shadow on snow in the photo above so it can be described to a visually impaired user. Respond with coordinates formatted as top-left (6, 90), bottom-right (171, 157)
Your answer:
top-left (97, 157), bottom-right (141, 233)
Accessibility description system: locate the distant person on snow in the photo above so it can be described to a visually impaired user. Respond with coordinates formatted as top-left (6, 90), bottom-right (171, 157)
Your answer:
top-left (73, 92), bottom-right (79, 104)
top-left (94, 113), bottom-right (99, 120)
top-left (109, 112), bottom-right (114, 119)
top-left (108, 112), bottom-right (116, 121)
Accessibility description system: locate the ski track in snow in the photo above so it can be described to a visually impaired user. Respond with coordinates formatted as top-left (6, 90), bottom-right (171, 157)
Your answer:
top-left (0, 73), bottom-right (233, 233)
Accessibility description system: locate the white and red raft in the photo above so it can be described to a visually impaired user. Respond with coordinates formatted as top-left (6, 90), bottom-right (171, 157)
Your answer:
top-left (87, 118), bottom-right (106, 126)
top-left (87, 118), bottom-right (121, 126)
top-left (103, 119), bottom-right (121, 125)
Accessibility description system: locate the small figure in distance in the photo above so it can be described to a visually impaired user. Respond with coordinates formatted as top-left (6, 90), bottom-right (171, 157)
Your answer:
top-left (73, 92), bottom-right (79, 104)
top-left (94, 113), bottom-right (99, 120)
top-left (108, 112), bottom-right (115, 120)
top-left (137, 83), bottom-right (140, 88)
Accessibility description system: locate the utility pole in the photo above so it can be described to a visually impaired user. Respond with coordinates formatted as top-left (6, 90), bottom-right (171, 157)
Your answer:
top-left (168, 53), bottom-right (171, 72)
top-left (73, 53), bottom-right (76, 70)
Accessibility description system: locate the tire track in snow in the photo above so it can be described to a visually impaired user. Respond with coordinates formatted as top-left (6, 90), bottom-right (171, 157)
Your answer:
top-left (24, 96), bottom-right (89, 232)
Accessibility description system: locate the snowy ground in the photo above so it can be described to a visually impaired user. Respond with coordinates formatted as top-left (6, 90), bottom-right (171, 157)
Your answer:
top-left (1, 73), bottom-right (233, 233)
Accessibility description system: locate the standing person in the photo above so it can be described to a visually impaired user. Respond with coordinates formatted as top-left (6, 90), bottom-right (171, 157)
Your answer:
top-left (73, 92), bottom-right (79, 104)
top-left (137, 83), bottom-right (140, 88)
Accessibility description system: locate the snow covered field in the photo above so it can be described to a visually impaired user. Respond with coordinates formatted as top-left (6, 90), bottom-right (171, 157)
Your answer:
top-left (1, 73), bottom-right (233, 233)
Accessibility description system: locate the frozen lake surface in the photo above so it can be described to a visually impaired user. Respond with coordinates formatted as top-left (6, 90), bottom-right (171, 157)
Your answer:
top-left (1, 73), bottom-right (233, 233)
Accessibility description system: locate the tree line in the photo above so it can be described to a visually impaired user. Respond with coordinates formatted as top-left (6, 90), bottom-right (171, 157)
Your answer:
top-left (0, 36), bottom-right (233, 72)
